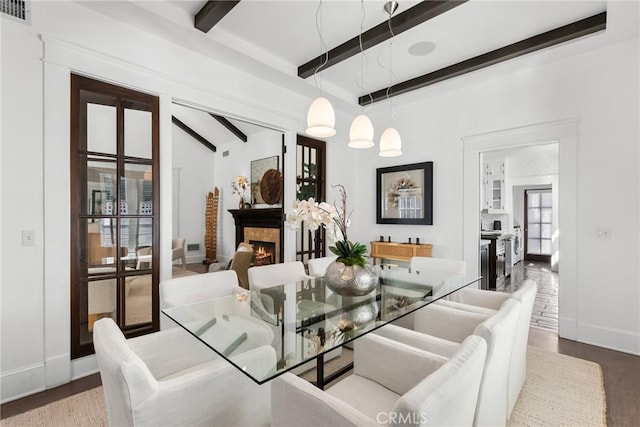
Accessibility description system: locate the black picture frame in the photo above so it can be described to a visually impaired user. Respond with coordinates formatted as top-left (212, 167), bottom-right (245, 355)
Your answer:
top-left (376, 161), bottom-right (433, 225)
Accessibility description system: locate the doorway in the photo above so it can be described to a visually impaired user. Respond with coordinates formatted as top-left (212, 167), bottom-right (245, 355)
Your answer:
top-left (463, 119), bottom-right (579, 339)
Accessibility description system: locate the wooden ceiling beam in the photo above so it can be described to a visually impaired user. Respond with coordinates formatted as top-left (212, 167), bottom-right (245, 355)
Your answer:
top-left (195, 1), bottom-right (241, 33)
top-left (297, 0), bottom-right (467, 79)
top-left (210, 113), bottom-right (248, 142)
top-left (359, 11), bottom-right (607, 105)
top-left (172, 116), bottom-right (217, 153)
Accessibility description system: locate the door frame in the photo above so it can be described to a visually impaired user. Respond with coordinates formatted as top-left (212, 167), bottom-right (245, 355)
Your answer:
top-left (462, 118), bottom-right (579, 340)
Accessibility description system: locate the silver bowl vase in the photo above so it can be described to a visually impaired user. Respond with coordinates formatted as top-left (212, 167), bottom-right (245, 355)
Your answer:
top-left (324, 261), bottom-right (379, 296)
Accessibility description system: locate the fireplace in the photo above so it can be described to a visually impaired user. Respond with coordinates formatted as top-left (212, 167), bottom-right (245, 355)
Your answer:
top-left (229, 208), bottom-right (284, 264)
top-left (250, 240), bottom-right (276, 266)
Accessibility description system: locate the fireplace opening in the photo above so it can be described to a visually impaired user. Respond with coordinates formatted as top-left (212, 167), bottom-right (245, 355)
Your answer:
top-left (249, 240), bottom-right (276, 266)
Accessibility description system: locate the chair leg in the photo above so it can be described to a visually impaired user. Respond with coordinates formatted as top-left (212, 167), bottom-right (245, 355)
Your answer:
top-left (181, 255), bottom-right (186, 269)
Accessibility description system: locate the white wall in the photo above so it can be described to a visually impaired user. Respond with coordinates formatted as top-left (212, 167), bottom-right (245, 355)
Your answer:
top-left (347, 37), bottom-right (639, 355)
top-left (215, 128), bottom-right (283, 262)
top-left (0, 1), bottom-right (313, 403)
top-left (171, 124), bottom-right (215, 263)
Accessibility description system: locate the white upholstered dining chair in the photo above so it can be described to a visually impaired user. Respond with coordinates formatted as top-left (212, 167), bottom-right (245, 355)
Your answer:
top-left (271, 332), bottom-right (487, 427)
top-left (93, 318), bottom-right (276, 427)
top-left (377, 297), bottom-right (520, 427)
top-left (437, 279), bottom-right (538, 417)
top-left (307, 255), bottom-right (338, 277)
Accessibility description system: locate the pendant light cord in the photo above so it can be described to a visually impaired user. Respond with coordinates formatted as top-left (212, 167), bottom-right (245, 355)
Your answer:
top-left (386, 11), bottom-right (396, 126)
top-left (355, 0), bottom-right (374, 111)
top-left (313, 0), bottom-right (329, 93)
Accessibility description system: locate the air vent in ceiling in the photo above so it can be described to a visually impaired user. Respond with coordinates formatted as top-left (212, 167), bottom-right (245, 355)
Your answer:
top-left (1, 0), bottom-right (30, 24)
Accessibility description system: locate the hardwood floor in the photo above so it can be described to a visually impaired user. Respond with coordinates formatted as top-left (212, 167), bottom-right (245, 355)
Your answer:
top-left (497, 259), bottom-right (559, 330)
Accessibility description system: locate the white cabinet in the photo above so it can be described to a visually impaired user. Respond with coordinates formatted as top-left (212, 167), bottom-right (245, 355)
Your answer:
top-left (482, 160), bottom-right (505, 211)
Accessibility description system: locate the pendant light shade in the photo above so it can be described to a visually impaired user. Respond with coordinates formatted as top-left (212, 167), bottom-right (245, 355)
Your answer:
top-left (306, 96), bottom-right (336, 138)
top-left (378, 127), bottom-right (402, 157)
top-left (348, 114), bottom-right (374, 148)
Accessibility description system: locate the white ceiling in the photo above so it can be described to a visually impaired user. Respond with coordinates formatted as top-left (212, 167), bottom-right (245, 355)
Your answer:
top-left (78, 0), bottom-right (638, 110)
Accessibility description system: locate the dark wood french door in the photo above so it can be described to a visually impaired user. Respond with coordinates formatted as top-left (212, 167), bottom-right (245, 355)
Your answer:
top-left (295, 135), bottom-right (326, 264)
top-left (70, 74), bottom-right (160, 358)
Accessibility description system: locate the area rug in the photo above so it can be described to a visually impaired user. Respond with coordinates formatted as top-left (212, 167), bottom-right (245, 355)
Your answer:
top-left (1, 347), bottom-right (606, 426)
top-left (507, 347), bottom-right (607, 426)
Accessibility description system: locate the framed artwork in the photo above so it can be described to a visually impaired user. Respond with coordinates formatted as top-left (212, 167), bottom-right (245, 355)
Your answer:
top-left (376, 161), bottom-right (433, 225)
top-left (251, 155), bottom-right (280, 205)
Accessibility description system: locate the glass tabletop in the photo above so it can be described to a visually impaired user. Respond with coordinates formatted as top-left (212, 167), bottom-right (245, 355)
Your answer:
top-left (162, 266), bottom-right (481, 384)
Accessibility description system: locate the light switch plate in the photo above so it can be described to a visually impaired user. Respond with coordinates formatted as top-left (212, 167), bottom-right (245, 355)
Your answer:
top-left (22, 230), bottom-right (35, 246)
top-left (595, 227), bottom-right (612, 240)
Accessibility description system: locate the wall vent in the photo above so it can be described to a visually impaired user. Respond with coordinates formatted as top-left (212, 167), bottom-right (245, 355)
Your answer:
top-left (222, 150), bottom-right (230, 157)
top-left (187, 243), bottom-right (200, 252)
top-left (1, 0), bottom-right (31, 24)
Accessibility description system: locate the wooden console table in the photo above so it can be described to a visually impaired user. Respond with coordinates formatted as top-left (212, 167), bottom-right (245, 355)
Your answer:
top-left (370, 241), bottom-right (433, 265)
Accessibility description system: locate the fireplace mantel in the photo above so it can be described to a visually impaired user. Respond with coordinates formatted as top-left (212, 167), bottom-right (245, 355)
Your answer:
top-left (228, 208), bottom-right (285, 262)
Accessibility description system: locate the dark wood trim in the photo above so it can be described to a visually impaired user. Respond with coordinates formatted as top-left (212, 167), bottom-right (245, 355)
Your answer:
top-left (70, 74), bottom-right (160, 359)
top-left (298, 1), bottom-right (467, 78)
top-left (195, 0), bottom-right (241, 33)
top-left (359, 11), bottom-right (607, 105)
top-left (210, 113), bottom-right (247, 142)
top-left (172, 116), bottom-right (217, 152)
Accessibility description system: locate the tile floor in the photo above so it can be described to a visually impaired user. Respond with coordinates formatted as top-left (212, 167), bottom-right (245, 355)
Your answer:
top-left (496, 259), bottom-right (558, 330)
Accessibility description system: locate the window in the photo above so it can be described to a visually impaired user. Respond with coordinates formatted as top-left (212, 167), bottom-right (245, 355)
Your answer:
top-left (525, 189), bottom-right (552, 262)
top-left (70, 74), bottom-right (159, 358)
top-left (295, 135), bottom-right (326, 264)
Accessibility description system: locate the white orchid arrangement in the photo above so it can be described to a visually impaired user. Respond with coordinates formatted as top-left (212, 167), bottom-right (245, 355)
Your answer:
top-left (287, 185), bottom-right (367, 267)
top-left (231, 175), bottom-right (248, 199)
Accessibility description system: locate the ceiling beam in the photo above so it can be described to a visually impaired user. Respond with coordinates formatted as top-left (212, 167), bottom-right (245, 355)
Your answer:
top-left (172, 116), bottom-right (217, 153)
top-left (359, 11), bottom-right (607, 105)
top-left (195, 1), bottom-right (240, 33)
top-left (210, 113), bottom-right (248, 142)
top-left (297, 0), bottom-right (468, 79)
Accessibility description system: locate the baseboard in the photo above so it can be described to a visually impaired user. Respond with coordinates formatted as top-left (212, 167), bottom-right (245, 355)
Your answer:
top-left (70, 354), bottom-right (99, 381)
top-left (558, 316), bottom-right (577, 340)
top-left (45, 353), bottom-right (71, 389)
top-left (0, 363), bottom-right (45, 404)
top-left (577, 322), bottom-right (640, 356)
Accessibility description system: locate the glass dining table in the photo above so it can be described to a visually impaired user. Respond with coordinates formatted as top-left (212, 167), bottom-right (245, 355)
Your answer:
top-left (162, 265), bottom-right (481, 389)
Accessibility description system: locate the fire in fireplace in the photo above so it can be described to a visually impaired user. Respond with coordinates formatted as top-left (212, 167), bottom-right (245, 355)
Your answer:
top-left (249, 240), bottom-right (276, 266)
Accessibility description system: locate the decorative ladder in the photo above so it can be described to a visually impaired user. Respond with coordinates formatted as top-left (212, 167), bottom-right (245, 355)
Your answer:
top-left (205, 187), bottom-right (219, 262)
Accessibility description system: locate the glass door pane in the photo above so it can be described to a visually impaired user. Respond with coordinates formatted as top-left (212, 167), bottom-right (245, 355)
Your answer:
top-left (526, 189), bottom-right (552, 260)
top-left (71, 74), bottom-right (159, 358)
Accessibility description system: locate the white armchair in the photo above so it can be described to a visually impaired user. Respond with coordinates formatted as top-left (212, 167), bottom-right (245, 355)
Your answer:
top-left (248, 261), bottom-right (312, 315)
top-left (93, 318), bottom-right (275, 427)
top-left (172, 238), bottom-right (186, 268)
top-left (160, 270), bottom-right (246, 330)
top-left (271, 333), bottom-right (487, 426)
top-left (377, 298), bottom-right (521, 427)
top-left (439, 279), bottom-right (538, 417)
top-left (307, 255), bottom-right (338, 277)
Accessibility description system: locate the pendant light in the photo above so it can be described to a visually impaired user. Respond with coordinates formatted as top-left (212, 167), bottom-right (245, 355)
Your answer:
top-left (379, 1), bottom-right (402, 157)
top-left (348, 0), bottom-right (374, 149)
top-left (306, 0), bottom-right (336, 138)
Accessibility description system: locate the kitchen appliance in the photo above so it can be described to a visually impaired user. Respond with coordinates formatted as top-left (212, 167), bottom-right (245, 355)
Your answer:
top-left (503, 236), bottom-right (512, 277)
top-left (493, 220), bottom-right (502, 230)
top-left (512, 226), bottom-right (522, 265)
